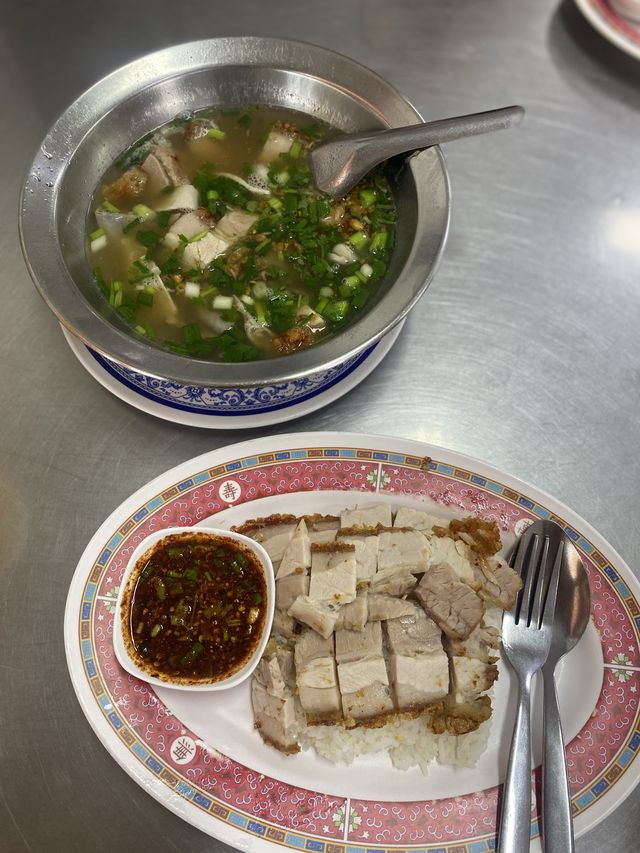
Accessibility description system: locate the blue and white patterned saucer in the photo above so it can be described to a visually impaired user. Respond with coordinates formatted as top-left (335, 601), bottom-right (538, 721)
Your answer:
top-left (62, 322), bottom-right (403, 429)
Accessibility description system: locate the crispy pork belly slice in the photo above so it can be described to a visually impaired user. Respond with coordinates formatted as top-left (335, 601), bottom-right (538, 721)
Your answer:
top-left (393, 506), bottom-right (449, 533)
top-left (272, 609), bottom-right (297, 640)
top-left (288, 596), bottom-right (338, 638)
top-left (389, 651), bottom-right (450, 710)
top-left (335, 592), bottom-right (368, 631)
top-left (307, 528), bottom-right (338, 545)
top-left (415, 563), bottom-right (484, 640)
top-left (252, 650), bottom-right (300, 753)
top-left (474, 555), bottom-right (523, 610)
top-left (342, 683), bottom-right (395, 726)
top-left (303, 514), bottom-right (340, 544)
top-left (258, 128), bottom-right (296, 163)
top-left (295, 629), bottom-right (342, 723)
top-left (336, 527), bottom-right (378, 580)
top-left (445, 623), bottom-right (500, 663)
top-left (251, 677), bottom-right (300, 753)
top-left (377, 528), bottom-right (432, 574)
top-left (340, 504), bottom-right (392, 529)
top-left (433, 517), bottom-right (502, 558)
top-left (277, 647), bottom-right (296, 688)
top-left (256, 654), bottom-right (287, 697)
top-left (309, 542), bottom-right (356, 605)
top-left (367, 593), bottom-right (415, 622)
top-left (450, 656), bottom-right (498, 700)
top-left (276, 519), bottom-right (311, 579)
top-left (233, 515), bottom-right (298, 563)
top-left (369, 567), bottom-right (417, 596)
top-left (385, 606), bottom-right (443, 656)
top-left (276, 571), bottom-right (309, 611)
top-left (426, 694), bottom-right (492, 736)
top-left (338, 656), bottom-right (388, 692)
top-left (425, 535), bottom-right (476, 586)
top-left (304, 514), bottom-right (340, 531)
top-left (335, 622), bottom-right (383, 664)
top-left (295, 625), bottom-right (334, 668)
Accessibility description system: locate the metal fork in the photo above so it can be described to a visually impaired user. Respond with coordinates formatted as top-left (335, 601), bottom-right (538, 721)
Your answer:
top-left (498, 520), bottom-right (564, 853)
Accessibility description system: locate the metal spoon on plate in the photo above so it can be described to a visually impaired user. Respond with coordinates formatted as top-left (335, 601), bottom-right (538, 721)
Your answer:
top-left (310, 105), bottom-right (525, 197)
top-left (541, 529), bottom-right (591, 852)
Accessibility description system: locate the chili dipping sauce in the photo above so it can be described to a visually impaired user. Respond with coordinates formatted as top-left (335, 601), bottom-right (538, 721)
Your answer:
top-left (122, 532), bottom-right (267, 683)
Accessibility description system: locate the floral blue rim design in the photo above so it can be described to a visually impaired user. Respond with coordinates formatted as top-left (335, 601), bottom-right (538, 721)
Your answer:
top-left (87, 344), bottom-right (377, 416)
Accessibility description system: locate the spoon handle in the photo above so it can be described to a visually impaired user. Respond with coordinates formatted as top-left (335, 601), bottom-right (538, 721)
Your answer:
top-left (312, 105), bottom-right (524, 195)
top-left (542, 663), bottom-right (575, 852)
top-left (498, 670), bottom-right (533, 853)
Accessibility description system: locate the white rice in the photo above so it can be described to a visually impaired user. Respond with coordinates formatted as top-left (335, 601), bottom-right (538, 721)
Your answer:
top-left (299, 713), bottom-right (492, 773)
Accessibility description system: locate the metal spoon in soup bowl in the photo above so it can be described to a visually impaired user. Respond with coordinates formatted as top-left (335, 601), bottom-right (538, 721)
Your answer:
top-left (310, 105), bottom-right (525, 197)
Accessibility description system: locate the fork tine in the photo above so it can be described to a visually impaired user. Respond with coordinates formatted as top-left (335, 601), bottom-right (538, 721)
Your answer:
top-left (529, 535), bottom-right (551, 627)
top-left (541, 539), bottom-right (564, 627)
top-left (517, 533), bottom-right (541, 624)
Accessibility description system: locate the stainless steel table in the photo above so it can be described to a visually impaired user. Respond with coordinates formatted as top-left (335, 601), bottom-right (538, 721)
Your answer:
top-left (2, 1), bottom-right (639, 850)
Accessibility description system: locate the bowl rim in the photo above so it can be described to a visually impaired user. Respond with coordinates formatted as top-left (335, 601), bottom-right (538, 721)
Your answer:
top-left (113, 525), bottom-right (275, 692)
top-left (19, 36), bottom-right (451, 387)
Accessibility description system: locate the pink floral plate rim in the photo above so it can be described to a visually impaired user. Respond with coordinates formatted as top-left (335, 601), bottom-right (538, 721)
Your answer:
top-left (64, 432), bottom-right (640, 853)
top-left (575, 0), bottom-right (640, 57)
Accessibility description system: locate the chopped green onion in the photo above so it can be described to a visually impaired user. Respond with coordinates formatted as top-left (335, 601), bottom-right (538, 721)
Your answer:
top-left (360, 188), bottom-right (377, 207)
top-left (189, 229), bottom-right (208, 243)
top-left (212, 295), bottom-right (233, 310)
top-left (135, 621), bottom-right (144, 634)
top-left (154, 578), bottom-right (167, 600)
top-left (370, 230), bottom-right (388, 252)
top-left (255, 301), bottom-right (267, 324)
top-left (268, 197), bottom-right (283, 211)
top-left (207, 127), bottom-right (226, 140)
top-left (207, 189), bottom-right (219, 200)
top-left (342, 275), bottom-right (360, 289)
top-left (274, 170), bottom-right (290, 186)
top-left (182, 323), bottom-right (202, 345)
top-left (255, 237), bottom-right (272, 254)
top-left (360, 262), bottom-right (373, 279)
top-left (319, 286), bottom-right (334, 298)
top-left (101, 200), bottom-right (119, 213)
top-left (137, 291), bottom-right (154, 307)
top-left (324, 299), bottom-right (350, 323)
top-left (90, 227), bottom-right (105, 241)
top-left (132, 204), bottom-right (156, 220)
top-left (348, 231), bottom-right (368, 248)
top-left (150, 623), bottom-right (162, 638)
top-left (288, 141), bottom-right (302, 159)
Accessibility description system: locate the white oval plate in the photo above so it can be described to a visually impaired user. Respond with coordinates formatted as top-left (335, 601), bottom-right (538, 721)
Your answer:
top-left (64, 432), bottom-right (640, 852)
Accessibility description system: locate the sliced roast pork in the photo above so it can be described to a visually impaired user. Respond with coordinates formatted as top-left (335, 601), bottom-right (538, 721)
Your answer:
top-left (415, 563), bottom-right (484, 639)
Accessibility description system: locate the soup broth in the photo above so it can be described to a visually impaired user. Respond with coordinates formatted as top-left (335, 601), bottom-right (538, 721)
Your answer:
top-left (88, 106), bottom-right (396, 361)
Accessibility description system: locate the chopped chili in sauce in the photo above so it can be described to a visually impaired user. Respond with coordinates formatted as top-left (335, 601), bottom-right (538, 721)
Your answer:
top-left (124, 532), bottom-right (267, 683)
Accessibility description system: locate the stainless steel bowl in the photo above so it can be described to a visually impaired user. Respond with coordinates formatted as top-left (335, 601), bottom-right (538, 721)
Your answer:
top-left (20, 37), bottom-right (450, 388)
